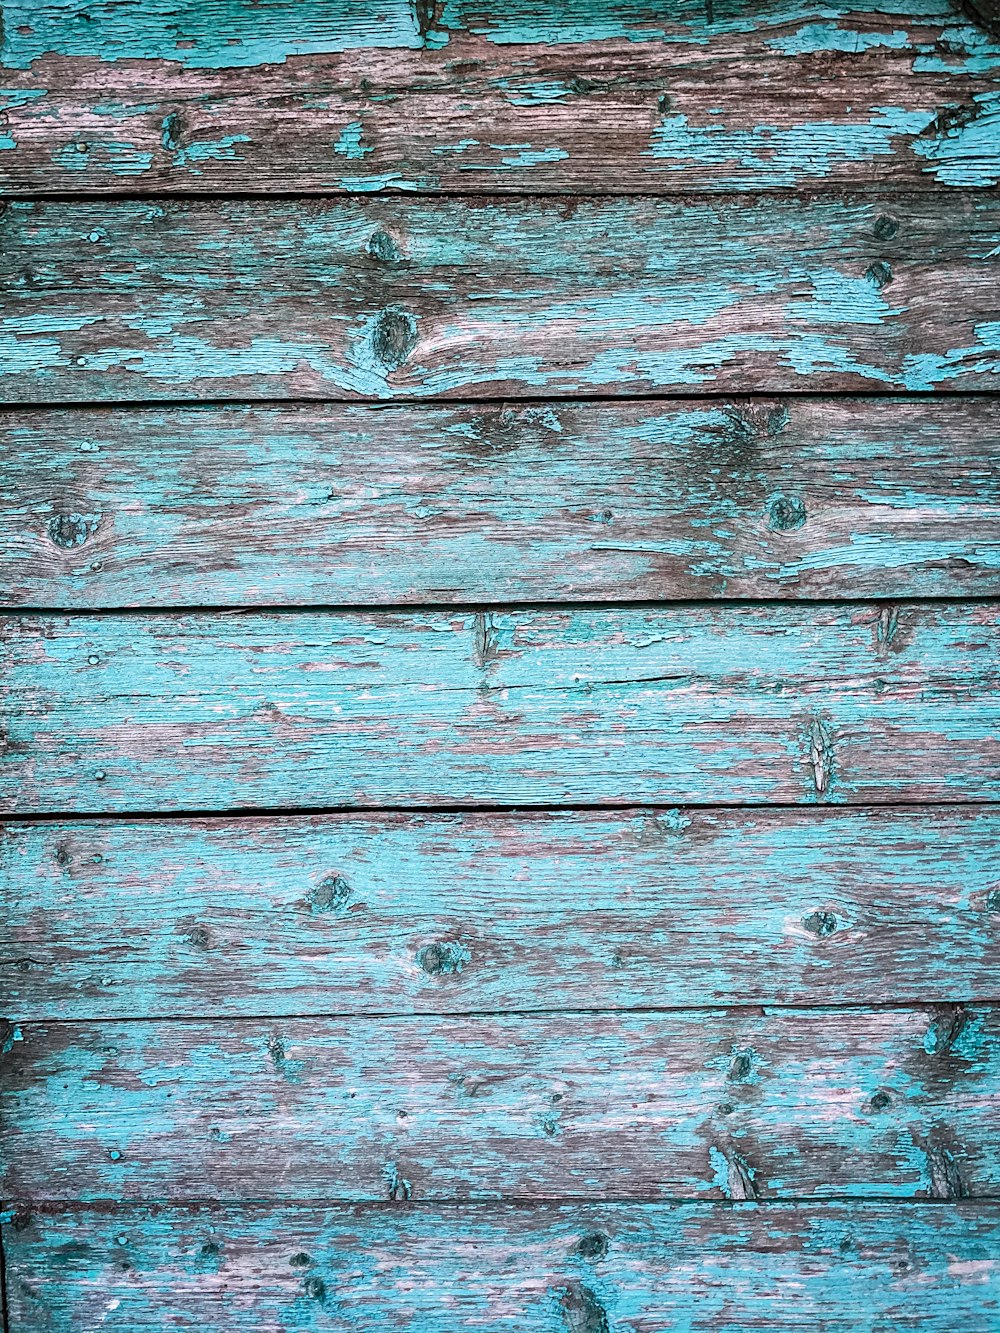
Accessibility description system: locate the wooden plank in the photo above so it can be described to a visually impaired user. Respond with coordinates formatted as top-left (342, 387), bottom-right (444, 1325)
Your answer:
top-left (4, 1202), bottom-right (1000, 1331)
top-left (3, 10), bottom-right (999, 195)
top-left (7, 398), bottom-right (1000, 608)
top-left (3, 195), bottom-right (1000, 403)
top-left (4, 1006), bottom-right (999, 1202)
top-left (5, 808), bottom-right (1000, 1020)
top-left (3, 604), bottom-right (998, 814)
top-left (7, 0), bottom-right (993, 67)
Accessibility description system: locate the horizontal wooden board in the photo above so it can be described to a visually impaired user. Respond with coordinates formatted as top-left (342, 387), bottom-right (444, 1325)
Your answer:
top-left (7, 0), bottom-right (996, 67)
top-left (6, 808), bottom-right (1000, 1019)
top-left (7, 398), bottom-right (1000, 607)
top-left (4, 1006), bottom-right (998, 1203)
top-left (3, 604), bottom-right (998, 814)
top-left (3, 8), bottom-right (999, 195)
top-left (4, 195), bottom-right (1000, 403)
top-left (5, 1202), bottom-right (1000, 1331)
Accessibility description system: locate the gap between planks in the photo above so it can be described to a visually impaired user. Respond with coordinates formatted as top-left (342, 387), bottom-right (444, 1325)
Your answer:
top-left (8, 1196), bottom-right (1000, 1214)
top-left (9, 1196), bottom-right (1000, 1213)
top-left (7, 595), bottom-right (1000, 617)
top-left (8, 797), bottom-right (1000, 824)
top-left (16, 1002), bottom-right (1000, 1025)
top-left (7, 187), bottom-right (1000, 204)
top-left (5, 388), bottom-right (1000, 412)
top-left (3, 388), bottom-right (1000, 409)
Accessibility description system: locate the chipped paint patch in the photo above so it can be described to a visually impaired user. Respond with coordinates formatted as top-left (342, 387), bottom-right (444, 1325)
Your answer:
top-left (767, 23), bottom-right (911, 55)
top-left (334, 120), bottom-right (374, 160)
top-left (174, 134), bottom-right (251, 169)
top-left (53, 140), bottom-right (154, 175)
top-left (912, 92), bottom-right (1000, 186)
top-left (645, 108), bottom-right (934, 187)
top-left (488, 143), bottom-right (570, 167)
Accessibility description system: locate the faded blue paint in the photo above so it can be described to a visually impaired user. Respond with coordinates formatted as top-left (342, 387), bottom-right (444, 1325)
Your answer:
top-left (10, 397), bottom-right (996, 607)
top-left (432, 137), bottom-right (481, 156)
top-left (2, 1024), bottom-right (24, 1054)
top-left (6, 808), bottom-right (998, 1019)
top-left (52, 140), bottom-right (155, 174)
top-left (766, 24), bottom-right (911, 55)
top-left (911, 92), bottom-right (1000, 186)
top-left (2, 604), bottom-right (998, 813)
top-left (901, 320), bottom-right (1000, 390)
top-left (336, 171), bottom-right (439, 191)
top-left (0, 86), bottom-right (47, 148)
top-left (173, 134), bottom-right (251, 169)
top-left (2, 9), bottom-right (998, 1327)
top-left (489, 144), bottom-right (569, 167)
top-left (645, 108), bottom-right (935, 189)
top-left (785, 272), bottom-right (903, 326)
top-left (494, 80), bottom-right (576, 106)
top-left (0, 87), bottom-right (48, 105)
top-left (4, 0), bottom-right (999, 196)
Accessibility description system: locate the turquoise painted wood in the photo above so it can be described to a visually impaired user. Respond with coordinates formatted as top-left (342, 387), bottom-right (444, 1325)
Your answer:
top-left (3, 196), bottom-right (1000, 402)
top-left (5, 808), bottom-right (1000, 1019)
top-left (3, 1006), bottom-right (997, 1203)
top-left (4, 1202), bottom-right (1000, 1331)
top-left (4, 3), bottom-right (1000, 1327)
top-left (3, 3), bottom-right (999, 194)
top-left (3, 604), bottom-right (998, 813)
top-left (7, 398), bottom-right (1000, 607)
top-left (6, 0), bottom-right (992, 67)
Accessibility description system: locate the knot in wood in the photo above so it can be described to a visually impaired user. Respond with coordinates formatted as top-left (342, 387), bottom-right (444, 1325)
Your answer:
top-left (768, 494), bottom-right (807, 532)
top-left (372, 307), bottom-right (417, 369)
top-left (48, 511), bottom-right (99, 549)
top-left (366, 229), bottom-right (403, 264)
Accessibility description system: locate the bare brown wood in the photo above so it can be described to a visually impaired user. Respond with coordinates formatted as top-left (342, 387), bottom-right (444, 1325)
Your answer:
top-left (4, 57), bottom-right (998, 198)
top-left (6, 398), bottom-right (1000, 608)
top-left (5, 807), bottom-right (999, 1019)
top-left (2, 12), bottom-right (998, 195)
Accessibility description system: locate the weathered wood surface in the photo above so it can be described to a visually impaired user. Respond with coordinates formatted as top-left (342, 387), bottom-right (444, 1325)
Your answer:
top-left (6, 808), bottom-right (1000, 1020)
top-left (5, 4), bottom-right (1000, 1324)
top-left (4, 196), bottom-right (1000, 403)
top-left (9, 0), bottom-right (998, 66)
top-left (8, 398), bottom-right (1000, 608)
top-left (3, 604), bottom-right (998, 814)
top-left (4, 7), bottom-right (999, 195)
top-left (4, 1006), bottom-right (998, 1203)
top-left (5, 1202), bottom-right (1000, 1331)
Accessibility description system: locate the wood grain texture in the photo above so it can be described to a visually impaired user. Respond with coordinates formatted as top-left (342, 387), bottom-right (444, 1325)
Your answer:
top-left (3, 10), bottom-right (999, 195)
top-left (7, 398), bottom-right (1000, 608)
top-left (8, 0), bottom-right (997, 67)
top-left (3, 1006), bottom-right (998, 1203)
top-left (4, 1202), bottom-right (1000, 1331)
top-left (3, 603), bottom-right (998, 814)
top-left (4, 195), bottom-right (1000, 403)
top-left (6, 808), bottom-right (1000, 1020)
